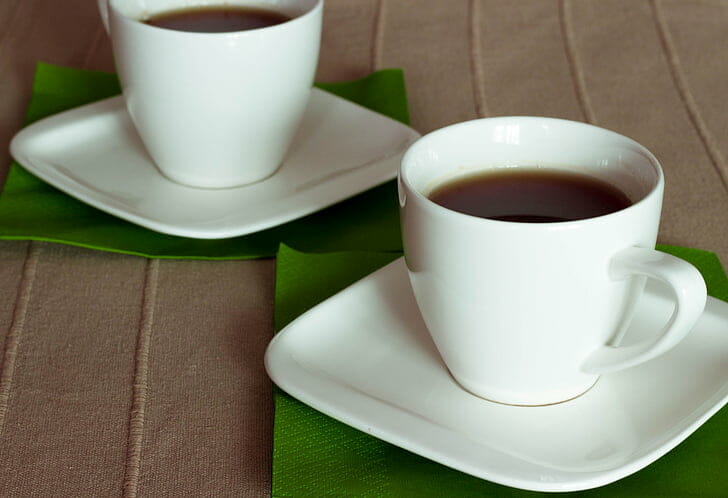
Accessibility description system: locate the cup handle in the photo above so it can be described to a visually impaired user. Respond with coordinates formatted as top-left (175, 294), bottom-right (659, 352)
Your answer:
top-left (98, 0), bottom-right (110, 33)
top-left (582, 246), bottom-right (706, 374)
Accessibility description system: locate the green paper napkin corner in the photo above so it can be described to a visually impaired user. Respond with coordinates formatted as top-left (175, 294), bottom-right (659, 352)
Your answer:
top-left (271, 244), bottom-right (727, 497)
top-left (0, 62), bottom-right (411, 259)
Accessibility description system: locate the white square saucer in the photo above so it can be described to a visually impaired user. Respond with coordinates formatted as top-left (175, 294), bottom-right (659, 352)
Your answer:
top-left (265, 258), bottom-right (728, 492)
top-left (9, 90), bottom-right (419, 239)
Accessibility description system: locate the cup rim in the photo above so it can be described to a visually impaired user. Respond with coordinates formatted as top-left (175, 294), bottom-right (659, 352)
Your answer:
top-left (108, 0), bottom-right (323, 37)
top-left (399, 116), bottom-right (665, 228)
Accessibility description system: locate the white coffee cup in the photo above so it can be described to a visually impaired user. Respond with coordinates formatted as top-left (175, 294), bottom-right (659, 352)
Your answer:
top-left (98, 0), bottom-right (322, 188)
top-left (399, 117), bottom-right (707, 406)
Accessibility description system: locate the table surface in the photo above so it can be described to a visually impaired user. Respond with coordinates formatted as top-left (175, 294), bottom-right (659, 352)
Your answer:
top-left (1, 0), bottom-right (727, 496)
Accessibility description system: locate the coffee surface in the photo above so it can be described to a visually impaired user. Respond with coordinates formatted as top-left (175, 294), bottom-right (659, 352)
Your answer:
top-left (428, 169), bottom-right (632, 222)
top-left (144, 6), bottom-right (291, 33)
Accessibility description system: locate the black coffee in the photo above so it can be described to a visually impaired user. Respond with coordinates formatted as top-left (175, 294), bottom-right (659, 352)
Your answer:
top-left (428, 169), bottom-right (632, 223)
top-left (144, 6), bottom-right (291, 33)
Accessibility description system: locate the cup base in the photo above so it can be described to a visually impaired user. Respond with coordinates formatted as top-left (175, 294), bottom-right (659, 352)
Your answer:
top-left (452, 374), bottom-right (601, 407)
top-left (156, 162), bottom-right (282, 190)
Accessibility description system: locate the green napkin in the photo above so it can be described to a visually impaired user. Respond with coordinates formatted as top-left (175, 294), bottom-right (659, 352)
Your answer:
top-left (0, 63), bottom-right (409, 259)
top-left (273, 244), bottom-right (727, 497)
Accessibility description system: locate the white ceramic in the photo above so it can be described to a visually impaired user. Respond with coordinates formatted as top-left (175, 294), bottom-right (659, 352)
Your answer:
top-left (98, 0), bottom-right (322, 188)
top-left (265, 258), bottom-right (728, 492)
top-left (9, 92), bottom-right (419, 238)
top-left (399, 117), bottom-right (707, 406)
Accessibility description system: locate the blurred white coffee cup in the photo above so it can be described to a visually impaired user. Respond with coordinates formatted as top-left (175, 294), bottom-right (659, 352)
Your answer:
top-left (98, 0), bottom-right (322, 188)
